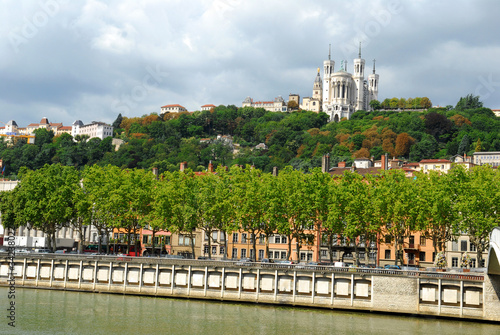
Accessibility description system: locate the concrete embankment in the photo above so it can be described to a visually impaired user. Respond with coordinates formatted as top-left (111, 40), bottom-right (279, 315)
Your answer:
top-left (1, 254), bottom-right (500, 322)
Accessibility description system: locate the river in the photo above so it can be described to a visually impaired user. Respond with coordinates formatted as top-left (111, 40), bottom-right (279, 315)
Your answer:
top-left (1, 287), bottom-right (498, 334)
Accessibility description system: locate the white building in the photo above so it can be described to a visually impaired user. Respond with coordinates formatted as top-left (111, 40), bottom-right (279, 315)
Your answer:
top-left (473, 151), bottom-right (500, 167)
top-left (242, 96), bottom-right (287, 112)
top-left (160, 104), bottom-right (188, 114)
top-left (322, 44), bottom-right (379, 122)
top-left (201, 104), bottom-right (216, 111)
top-left (301, 70), bottom-right (323, 113)
top-left (71, 120), bottom-right (113, 140)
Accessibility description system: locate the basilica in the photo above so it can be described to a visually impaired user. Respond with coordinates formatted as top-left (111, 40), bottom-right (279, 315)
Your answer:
top-left (301, 44), bottom-right (379, 122)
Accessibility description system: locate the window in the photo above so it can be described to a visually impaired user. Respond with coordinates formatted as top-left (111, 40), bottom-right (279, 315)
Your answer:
top-left (259, 235), bottom-right (265, 244)
top-left (471, 258), bottom-right (476, 268)
top-left (385, 250), bottom-right (391, 259)
top-left (432, 252), bottom-right (436, 262)
top-left (321, 249), bottom-right (327, 257)
top-left (419, 236), bottom-right (426, 246)
top-left (232, 233), bottom-right (239, 243)
top-left (212, 246), bottom-right (217, 255)
top-left (204, 245), bottom-right (209, 254)
top-left (419, 252), bottom-right (426, 262)
top-left (258, 250), bottom-right (264, 260)
top-left (300, 253), bottom-right (306, 261)
top-left (164, 236), bottom-right (171, 245)
top-left (275, 235), bottom-right (281, 244)
top-left (220, 232), bottom-right (226, 242)
top-left (212, 231), bottom-right (218, 242)
top-left (385, 235), bottom-right (392, 244)
top-left (282, 236), bottom-right (287, 244)
top-left (452, 257), bottom-right (458, 267)
top-left (307, 253), bottom-right (313, 261)
top-left (452, 241), bottom-right (458, 251)
top-left (232, 248), bottom-right (238, 259)
top-left (480, 259), bottom-right (485, 267)
top-left (460, 240), bottom-right (467, 252)
top-left (249, 249), bottom-right (255, 260)
top-left (220, 246), bottom-right (225, 255)
top-left (274, 251), bottom-right (280, 259)
top-left (242, 233), bottom-right (247, 243)
top-left (241, 249), bottom-right (247, 258)
top-left (470, 243), bottom-right (476, 252)
top-left (143, 235), bottom-right (149, 244)
top-left (154, 236), bottom-right (159, 245)
top-left (281, 251), bottom-right (287, 259)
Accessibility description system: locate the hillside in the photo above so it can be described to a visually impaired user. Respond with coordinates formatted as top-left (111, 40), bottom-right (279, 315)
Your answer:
top-left (1, 97), bottom-right (499, 176)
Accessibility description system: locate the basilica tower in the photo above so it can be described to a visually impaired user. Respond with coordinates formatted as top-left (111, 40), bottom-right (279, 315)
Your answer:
top-left (353, 42), bottom-right (366, 111)
top-left (368, 59), bottom-right (379, 106)
top-left (323, 44), bottom-right (335, 106)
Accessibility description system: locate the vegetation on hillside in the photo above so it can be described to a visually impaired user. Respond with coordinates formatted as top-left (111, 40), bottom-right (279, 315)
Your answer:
top-left (0, 95), bottom-right (499, 177)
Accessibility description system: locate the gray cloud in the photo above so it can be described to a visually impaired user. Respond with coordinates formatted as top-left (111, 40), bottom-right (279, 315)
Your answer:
top-left (0, 0), bottom-right (499, 128)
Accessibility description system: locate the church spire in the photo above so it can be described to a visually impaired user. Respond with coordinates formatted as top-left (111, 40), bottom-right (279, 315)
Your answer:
top-left (328, 44), bottom-right (331, 60)
top-left (358, 42), bottom-right (361, 58)
top-left (373, 59), bottom-right (376, 74)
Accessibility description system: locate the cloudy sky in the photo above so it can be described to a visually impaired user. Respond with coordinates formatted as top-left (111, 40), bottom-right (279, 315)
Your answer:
top-left (1, 0), bottom-right (499, 127)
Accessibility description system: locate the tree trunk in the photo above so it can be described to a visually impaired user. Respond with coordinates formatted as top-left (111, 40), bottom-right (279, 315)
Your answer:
top-left (252, 232), bottom-right (257, 261)
top-left (328, 235), bottom-right (334, 263)
top-left (287, 236), bottom-right (292, 261)
top-left (207, 229), bottom-right (212, 259)
top-left (295, 239), bottom-right (300, 263)
top-left (152, 230), bottom-right (156, 256)
top-left (265, 234), bottom-right (270, 259)
top-left (190, 231), bottom-right (196, 259)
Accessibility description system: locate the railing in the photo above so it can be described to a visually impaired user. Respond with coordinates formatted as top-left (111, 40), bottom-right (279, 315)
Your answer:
top-left (1, 253), bottom-right (485, 282)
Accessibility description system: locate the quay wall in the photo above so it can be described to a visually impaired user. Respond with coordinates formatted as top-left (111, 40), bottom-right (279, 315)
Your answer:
top-left (1, 254), bottom-right (499, 322)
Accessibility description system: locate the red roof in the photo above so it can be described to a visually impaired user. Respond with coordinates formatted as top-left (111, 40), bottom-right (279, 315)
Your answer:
top-left (201, 104), bottom-right (216, 107)
top-left (161, 104), bottom-right (186, 109)
top-left (58, 126), bottom-right (72, 130)
top-left (419, 159), bottom-right (452, 163)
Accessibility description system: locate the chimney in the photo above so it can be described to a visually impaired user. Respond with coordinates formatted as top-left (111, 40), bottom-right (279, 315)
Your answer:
top-left (208, 161), bottom-right (214, 173)
top-left (272, 166), bottom-right (279, 177)
top-left (381, 153), bottom-right (388, 171)
top-left (180, 162), bottom-right (187, 172)
top-left (152, 167), bottom-right (159, 180)
top-left (321, 154), bottom-right (330, 173)
top-left (338, 161), bottom-right (346, 168)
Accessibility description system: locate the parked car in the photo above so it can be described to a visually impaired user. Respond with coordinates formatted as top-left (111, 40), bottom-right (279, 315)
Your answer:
top-left (34, 249), bottom-right (52, 253)
top-left (384, 264), bottom-right (401, 270)
top-left (236, 258), bottom-right (253, 265)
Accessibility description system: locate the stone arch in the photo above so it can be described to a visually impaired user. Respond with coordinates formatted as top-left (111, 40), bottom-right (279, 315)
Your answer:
top-left (488, 227), bottom-right (500, 275)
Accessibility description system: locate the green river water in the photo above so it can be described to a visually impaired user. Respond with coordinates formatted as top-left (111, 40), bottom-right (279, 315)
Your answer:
top-left (0, 287), bottom-right (498, 334)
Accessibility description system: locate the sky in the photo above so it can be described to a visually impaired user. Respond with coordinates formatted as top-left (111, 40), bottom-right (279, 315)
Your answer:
top-left (1, 0), bottom-right (500, 127)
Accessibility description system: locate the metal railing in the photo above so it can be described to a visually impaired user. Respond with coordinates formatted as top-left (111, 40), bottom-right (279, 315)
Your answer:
top-left (0, 253), bottom-right (485, 282)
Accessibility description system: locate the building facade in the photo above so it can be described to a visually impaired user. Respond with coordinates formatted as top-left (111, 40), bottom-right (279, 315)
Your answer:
top-left (322, 45), bottom-right (379, 122)
top-left (160, 104), bottom-right (188, 114)
top-left (242, 96), bottom-right (287, 112)
top-left (71, 120), bottom-right (113, 140)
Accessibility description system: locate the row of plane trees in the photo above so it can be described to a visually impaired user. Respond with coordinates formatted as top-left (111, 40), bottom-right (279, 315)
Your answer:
top-left (0, 163), bottom-right (498, 265)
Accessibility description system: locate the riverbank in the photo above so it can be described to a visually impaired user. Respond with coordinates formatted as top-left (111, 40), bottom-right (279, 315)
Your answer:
top-left (1, 254), bottom-right (500, 323)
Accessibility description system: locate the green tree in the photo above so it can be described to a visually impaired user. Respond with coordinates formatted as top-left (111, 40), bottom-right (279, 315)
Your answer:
top-left (455, 94), bottom-right (483, 111)
top-left (374, 170), bottom-right (420, 266)
top-left (17, 164), bottom-right (79, 251)
top-left (455, 166), bottom-right (500, 266)
top-left (457, 134), bottom-right (470, 155)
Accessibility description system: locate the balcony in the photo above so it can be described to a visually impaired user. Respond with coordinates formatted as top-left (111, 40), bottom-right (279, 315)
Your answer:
top-left (404, 244), bottom-right (420, 251)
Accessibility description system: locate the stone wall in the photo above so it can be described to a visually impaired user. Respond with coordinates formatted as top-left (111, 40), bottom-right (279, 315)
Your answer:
top-left (0, 255), bottom-right (497, 322)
